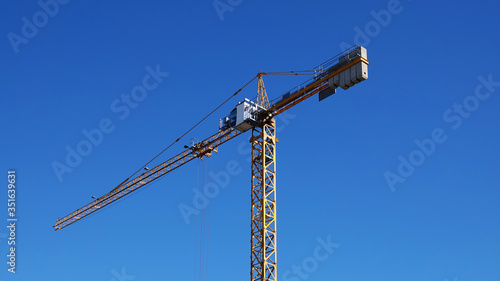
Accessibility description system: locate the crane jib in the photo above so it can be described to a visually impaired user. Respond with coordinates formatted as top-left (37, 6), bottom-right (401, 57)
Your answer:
top-left (54, 128), bottom-right (241, 230)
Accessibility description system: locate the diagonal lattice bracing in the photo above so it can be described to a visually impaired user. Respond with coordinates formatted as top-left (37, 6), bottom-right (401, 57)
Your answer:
top-left (251, 119), bottom-right (277, 281)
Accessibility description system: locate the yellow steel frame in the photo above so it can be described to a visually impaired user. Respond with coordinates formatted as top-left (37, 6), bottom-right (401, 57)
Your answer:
top-left (257, 74), bottom-right (270, 110)
top-left (251, 72), bottom-right (277, 281)
top-left (54, 47), bottom-right (370, 281)
top-left (250, 118), bottom-right (277, 281)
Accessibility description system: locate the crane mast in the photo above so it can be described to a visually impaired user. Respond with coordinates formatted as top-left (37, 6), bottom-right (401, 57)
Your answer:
top-left (252, 74), bottom-right (277, 281)
top-left (251, 115), bottom-right (278, 281)
top-left (54, 45), bottom-right (369, 281)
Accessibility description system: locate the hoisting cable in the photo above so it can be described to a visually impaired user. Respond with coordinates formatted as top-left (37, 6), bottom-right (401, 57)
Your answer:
top-left (194, 159), bottom-right (200, 281)
top-left (120, 74), bottom-right (259, 185)
top-left (195, 160), bottom-right (210, 281)
top-left (205, 156), bottom-right (213, 281)
top-left (199, 159), bottom-right (204, 281)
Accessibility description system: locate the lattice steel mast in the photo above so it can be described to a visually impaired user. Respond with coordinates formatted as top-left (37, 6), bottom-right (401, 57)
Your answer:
top-left (251, 76), bottom-right (277, 281)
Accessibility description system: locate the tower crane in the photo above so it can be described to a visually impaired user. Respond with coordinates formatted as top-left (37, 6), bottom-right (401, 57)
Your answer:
top-left (54, 46), bottom-right (369, 281)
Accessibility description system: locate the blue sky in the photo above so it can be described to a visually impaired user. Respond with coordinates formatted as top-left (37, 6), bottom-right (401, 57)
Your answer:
top-left (1, 0), bottom-right (500, 280)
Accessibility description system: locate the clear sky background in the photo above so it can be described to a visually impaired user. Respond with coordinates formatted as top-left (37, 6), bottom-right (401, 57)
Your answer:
top-left (1, 0), bottom-right (499, 280)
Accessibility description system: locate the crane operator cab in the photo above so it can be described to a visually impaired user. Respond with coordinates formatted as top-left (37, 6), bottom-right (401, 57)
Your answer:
top-left (219, 99), bottom-right (266, 133)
